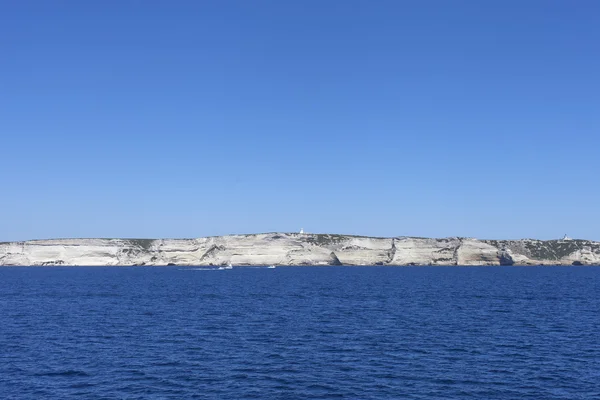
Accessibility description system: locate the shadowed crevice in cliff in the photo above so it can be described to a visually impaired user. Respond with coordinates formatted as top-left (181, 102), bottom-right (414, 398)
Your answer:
top-left (499, 249), bottom-right (515, 266)
top-left (386, 239), bottom-right (396, 264)
top-left (452, 240), bottom-right (462, 265)
top-left (128, 239), bottom-right (156, 250)
top-left (432, 245), bottom-right (457, 264)
top-left (199, 245), bottom-right (225, 262)
top-left (329, 252), bottom-right (342, 266)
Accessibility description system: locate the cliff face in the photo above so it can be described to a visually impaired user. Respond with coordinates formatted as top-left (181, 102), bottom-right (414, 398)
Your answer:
top-left (1, 233), bottom-right (599, 266)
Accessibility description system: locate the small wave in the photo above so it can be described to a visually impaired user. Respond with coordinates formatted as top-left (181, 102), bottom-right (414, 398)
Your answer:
top-left (35, 370), bottom-right (90, 377)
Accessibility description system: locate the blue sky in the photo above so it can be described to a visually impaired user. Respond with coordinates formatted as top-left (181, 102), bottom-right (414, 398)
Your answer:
top-left (1, 1), bottom-right (599, 241)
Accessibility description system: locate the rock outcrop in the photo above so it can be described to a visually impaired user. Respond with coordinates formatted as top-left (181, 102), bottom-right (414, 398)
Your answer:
top-left (0, 233), bottom-right (599, 266)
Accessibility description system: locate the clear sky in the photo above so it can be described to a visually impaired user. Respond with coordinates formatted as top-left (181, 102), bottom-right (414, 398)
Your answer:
top-left (1, 1), bottom-right (599, 241)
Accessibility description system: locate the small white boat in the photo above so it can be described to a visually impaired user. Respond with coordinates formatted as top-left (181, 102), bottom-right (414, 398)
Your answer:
top-left (267, 265), bottom-right (276, 269)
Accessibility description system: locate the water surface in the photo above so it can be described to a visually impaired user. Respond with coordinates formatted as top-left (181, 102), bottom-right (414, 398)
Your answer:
top-left (1, 266), bottom-right (599, 399)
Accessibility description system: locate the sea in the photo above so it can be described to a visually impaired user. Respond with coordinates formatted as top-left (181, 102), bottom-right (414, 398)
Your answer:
top-left (1, 266), bottom-right (599, 399)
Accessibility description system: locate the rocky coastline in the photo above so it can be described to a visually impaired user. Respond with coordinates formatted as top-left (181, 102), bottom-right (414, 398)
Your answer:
top-left (1, 233), bottom-right (599, 266)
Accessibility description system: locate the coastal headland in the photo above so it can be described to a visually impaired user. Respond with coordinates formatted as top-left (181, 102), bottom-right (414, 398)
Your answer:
top-left (1, 233), bottom-right (599, 266)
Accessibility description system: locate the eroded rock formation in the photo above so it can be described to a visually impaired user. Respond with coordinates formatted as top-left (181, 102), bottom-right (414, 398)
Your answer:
top-left (1, 233), bottom-right (599, 266)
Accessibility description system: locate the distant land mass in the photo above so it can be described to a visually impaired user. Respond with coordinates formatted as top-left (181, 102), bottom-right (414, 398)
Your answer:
top-left (1, 233), bottom-right (599, 266)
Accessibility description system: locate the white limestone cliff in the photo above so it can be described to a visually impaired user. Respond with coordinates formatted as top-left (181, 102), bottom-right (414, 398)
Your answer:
top-left (0, 233), bottom-right (599, 266)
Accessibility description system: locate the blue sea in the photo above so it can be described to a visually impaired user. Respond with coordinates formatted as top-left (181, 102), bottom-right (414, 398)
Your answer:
top-left (1, 266), bottom-right (599, 399)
